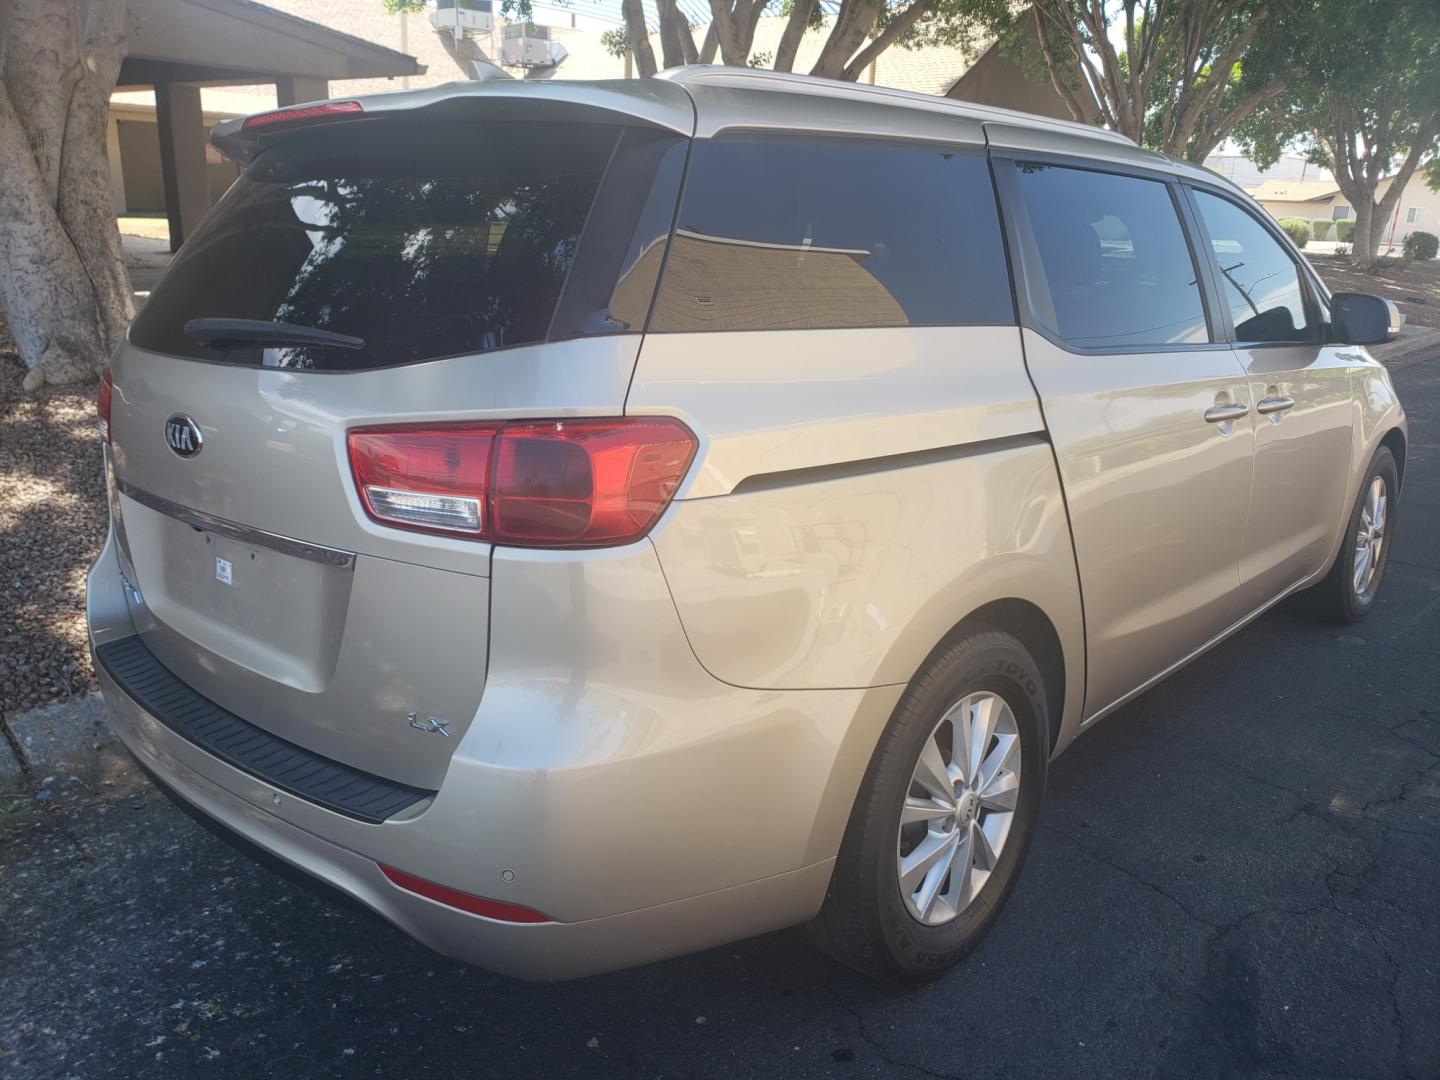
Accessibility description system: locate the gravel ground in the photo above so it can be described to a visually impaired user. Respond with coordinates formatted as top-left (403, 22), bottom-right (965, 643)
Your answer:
top-left (0, 337), bottom-right (107, 712)
top-left (1311, 253), bottom-right (1440, 326)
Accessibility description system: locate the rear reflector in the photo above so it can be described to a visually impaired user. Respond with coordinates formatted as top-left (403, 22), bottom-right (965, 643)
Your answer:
top-left (97, 367), bottom-right (114, 444)
top-left (379, 865), bottom-right (550, 923)
top-left (241, 100), bottom-right (363, 130)
top-left (347, 417), bottom-right (696, 548)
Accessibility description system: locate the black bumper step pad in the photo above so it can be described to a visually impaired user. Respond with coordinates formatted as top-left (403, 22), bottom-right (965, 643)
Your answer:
top-left (96, 635), bottom-right (432, 824)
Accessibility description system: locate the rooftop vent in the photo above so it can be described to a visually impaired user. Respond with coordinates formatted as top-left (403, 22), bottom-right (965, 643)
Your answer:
top-left (430, 0), bottom-right (493, 40)
top-left (500, 22), bottom-right (566, 68)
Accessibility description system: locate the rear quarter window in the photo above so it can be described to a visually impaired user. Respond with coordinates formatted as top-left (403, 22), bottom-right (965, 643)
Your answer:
top-left (648, 136), bottom-right (1014, 332)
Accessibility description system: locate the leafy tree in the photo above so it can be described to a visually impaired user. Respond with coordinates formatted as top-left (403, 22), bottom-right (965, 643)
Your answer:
top-left (0, 1), bottom-right (132, 389)
top-left (1235, 0), bottom-right (1440, 266)
top-left (956, 1), bottom-right (1288, 162)
top-left (560, 0), bottom-right (985, 81)
top-left (395, 0), bottom-right (987, 83)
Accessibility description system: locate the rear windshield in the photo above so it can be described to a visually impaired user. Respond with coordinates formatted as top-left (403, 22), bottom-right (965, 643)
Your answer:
top-left (129, 121), bottom-right (625, 371)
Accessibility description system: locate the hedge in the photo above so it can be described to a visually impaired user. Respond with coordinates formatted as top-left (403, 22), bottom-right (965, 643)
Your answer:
top-left (1403, 230), bottom-right (1438, 260)
top-left (1277, 218), bottom-right (1310, 248)
top-left (1337, 219), bottom-right (1356, 242)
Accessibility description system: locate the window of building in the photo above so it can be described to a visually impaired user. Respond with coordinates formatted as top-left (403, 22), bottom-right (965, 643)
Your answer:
top-left (1332, 205), bottom-right (1352, 221)
top-left (1406, 207), bottom-right (1423, 225)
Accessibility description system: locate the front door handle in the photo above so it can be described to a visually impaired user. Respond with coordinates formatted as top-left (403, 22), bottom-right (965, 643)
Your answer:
top-left (1256, 395), bottom-right (1296, 415)
top-left (1204, 403), bottom-right (1250, 423)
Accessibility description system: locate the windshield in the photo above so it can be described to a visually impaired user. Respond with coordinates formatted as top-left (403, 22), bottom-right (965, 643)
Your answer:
top-left (129, 120), bottom-right (621, 371)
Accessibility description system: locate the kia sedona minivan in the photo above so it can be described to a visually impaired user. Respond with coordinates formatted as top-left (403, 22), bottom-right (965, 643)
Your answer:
top-left (89, 68), bottom-right (1406, 982)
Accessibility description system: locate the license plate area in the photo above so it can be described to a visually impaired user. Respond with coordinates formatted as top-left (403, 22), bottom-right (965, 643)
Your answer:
top-left (119, 493), bottom-right (354, 692)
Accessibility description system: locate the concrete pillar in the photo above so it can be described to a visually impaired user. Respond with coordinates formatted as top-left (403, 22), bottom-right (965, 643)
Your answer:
top-left (275, 76), bottom-right (330, 107)
top-left (105, 113), bottom-right (127, 216)
top-left (154, 83), bottom-right (210, 253)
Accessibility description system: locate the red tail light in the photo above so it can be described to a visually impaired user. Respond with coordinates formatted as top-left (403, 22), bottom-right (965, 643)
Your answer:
top-left (97, 367), bottom-right (114, 444)
top-left (347, 417), bottom-right (697, 548)
top-left (241, 100), bottom-right (363, 130)
top-left (379, 864), bottom-right (550, 923)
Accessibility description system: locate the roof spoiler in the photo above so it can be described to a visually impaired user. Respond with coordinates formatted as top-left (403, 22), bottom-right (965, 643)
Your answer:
top-left (211, 79), bottom-right (696, 166)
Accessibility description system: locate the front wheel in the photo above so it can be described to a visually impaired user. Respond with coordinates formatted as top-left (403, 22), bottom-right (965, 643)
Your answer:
top-left (1298, 446), bottom-right (1398, 624)
top-left (803, 629), bottom-right (1048, 982)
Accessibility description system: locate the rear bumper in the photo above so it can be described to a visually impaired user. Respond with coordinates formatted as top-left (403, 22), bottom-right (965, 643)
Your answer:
top-left (89, 527), bottom-right (899, 980)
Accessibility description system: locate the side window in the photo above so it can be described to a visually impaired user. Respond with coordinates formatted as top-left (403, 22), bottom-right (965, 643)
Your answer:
top-left (648, 136), bottom-right (1013, 332)
top-left (1010, 163), bottom-right (1210, 349)
top-left (1192, 190), bottom-right (1311, 343)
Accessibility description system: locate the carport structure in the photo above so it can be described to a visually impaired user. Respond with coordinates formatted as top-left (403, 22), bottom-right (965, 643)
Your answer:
top-left (118, 0), bottom-right (422, 251)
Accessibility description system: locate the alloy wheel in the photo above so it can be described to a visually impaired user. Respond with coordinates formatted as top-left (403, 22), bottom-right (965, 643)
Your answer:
top-left (897, 691), bottom-right (1022, 926)
top-left (1353, 475), bottom-right (1388, 603)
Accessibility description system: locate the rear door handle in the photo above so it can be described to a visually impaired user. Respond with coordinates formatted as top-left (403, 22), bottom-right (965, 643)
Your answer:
top-left (1256, 395), bottom-right (1296, 415)
top-left (1204, 403), bottom-right (1249, 423)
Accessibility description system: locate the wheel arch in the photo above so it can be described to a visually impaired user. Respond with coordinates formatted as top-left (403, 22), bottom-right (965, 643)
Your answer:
top-left (923, 599), bottom-right (1068, 756)
top-left (1380, 426), bottom-right (1407, 493)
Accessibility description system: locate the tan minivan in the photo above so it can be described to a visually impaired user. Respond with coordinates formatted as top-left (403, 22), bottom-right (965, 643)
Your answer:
top-left (89, 68), bottom-right (1407, 982)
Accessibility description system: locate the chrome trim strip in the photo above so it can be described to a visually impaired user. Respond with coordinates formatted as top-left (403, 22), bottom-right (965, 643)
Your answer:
top-left (726, 433), bottom-right (1048, 496)
top-left (114, 479), bottom-right (357, 570)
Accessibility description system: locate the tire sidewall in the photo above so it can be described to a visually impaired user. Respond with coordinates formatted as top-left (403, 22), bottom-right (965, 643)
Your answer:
top-left (1342, 448), bottom-right (1399, 620)
top-left (871, 635), bottom-right (1048, 976)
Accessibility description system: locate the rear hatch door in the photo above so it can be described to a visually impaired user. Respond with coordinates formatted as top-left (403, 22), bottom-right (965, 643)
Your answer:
top-left (107, 89), bottom-right (690, 790)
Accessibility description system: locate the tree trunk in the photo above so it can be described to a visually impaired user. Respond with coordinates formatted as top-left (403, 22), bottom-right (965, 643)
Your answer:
top-left (620, 0), bottom-right (658, 77)
top-left (0, 0), bottom-right (133, 389)
top-left (1324, 107), bottom-right (1440, 267)
top-left (656, 0), bottom-right (697, 68)
top-left (810, 0), bottom-right (882, 80)
top-left (1350, 200), bottom-right (1379, 266)
top-left (709, 0), bottom-right (759, 67)
top-left (841, 0), bottom-right (934, 82)
top-left (774, 0), bottom-right (814, 73)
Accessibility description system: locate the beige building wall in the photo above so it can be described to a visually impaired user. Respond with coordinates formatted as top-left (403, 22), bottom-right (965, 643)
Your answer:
top-left (114, 116), bottom-right (242, 214)
top-left (1253, 176), bottom-right (1440, 243)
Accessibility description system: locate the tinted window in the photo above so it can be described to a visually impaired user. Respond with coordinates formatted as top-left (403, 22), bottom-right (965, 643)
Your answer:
top-left (1193, 191), bottom-right (1311, 343)
top-left (649, 136), bottom-right (1012, 332)
top-left (549, 129), bottom-right (686, 339)
top-left (1012, 164), bottom-right (1210, 349)
top-left (130, 121), bottom-right (621, 370)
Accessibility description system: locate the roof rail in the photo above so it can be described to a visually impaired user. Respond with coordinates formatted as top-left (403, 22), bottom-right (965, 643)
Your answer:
top-left (657, 65), bottom-right (1137, 148)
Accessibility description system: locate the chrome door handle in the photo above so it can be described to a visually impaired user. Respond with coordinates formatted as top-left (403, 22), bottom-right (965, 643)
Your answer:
top-left (1204, 403), bottom-right (1249, 423)
top-left (1256, 395), bottom-right (1296, 415)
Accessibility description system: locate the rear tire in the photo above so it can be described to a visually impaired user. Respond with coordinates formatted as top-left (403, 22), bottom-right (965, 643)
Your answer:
top-left (1297, 446), bottom-right (1398, 624)
top-left (803, 628), bottom-right (1048, 983)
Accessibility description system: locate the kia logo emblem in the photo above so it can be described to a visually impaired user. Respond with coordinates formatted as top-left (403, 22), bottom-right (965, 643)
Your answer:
top-left (164, 415), bottom-right (204, 458)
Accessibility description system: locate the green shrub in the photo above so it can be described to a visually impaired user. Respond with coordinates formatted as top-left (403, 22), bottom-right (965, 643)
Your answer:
top-left (1403, 230), bottom-right (1438, 260)
top-left (1277, 218), bottom-right (1310, 247)
top-left (1312, 220), bottom-right (1332, 240)
top-left (1337, 219), bottom-right (1355, 242)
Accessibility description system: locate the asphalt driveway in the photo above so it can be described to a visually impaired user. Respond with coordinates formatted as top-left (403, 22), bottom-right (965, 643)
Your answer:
top-left (2, 356), bottom-right (1437, 1080)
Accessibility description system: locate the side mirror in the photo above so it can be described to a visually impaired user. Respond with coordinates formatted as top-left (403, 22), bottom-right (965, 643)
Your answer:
top-left (1330, 292), bottom-right (1403, 345)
